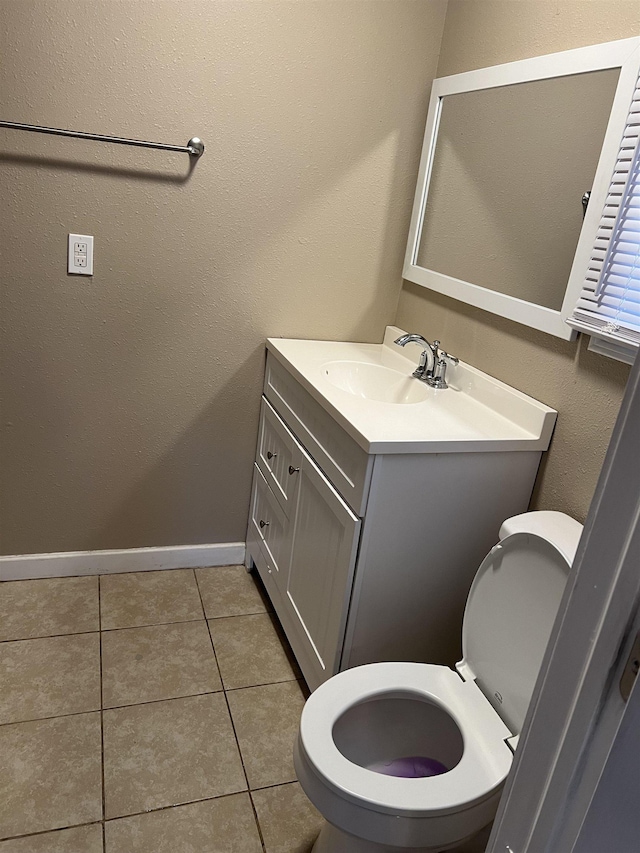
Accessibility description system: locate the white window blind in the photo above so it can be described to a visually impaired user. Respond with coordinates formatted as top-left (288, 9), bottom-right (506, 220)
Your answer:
top-left (568, 73), bottom-right (640, 352)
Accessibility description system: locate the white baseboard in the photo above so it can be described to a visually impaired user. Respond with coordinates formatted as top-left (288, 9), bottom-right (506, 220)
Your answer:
top-left (0, 542), bottom-right (247, 582)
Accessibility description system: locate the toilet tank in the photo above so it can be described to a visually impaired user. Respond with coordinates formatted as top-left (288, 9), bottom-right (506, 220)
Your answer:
top-left (457, 511), bottom-right (583, 735)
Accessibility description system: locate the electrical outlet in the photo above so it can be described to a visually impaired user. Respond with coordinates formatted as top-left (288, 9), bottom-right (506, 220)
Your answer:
top-left (68, 233), bottom-right (94, 275)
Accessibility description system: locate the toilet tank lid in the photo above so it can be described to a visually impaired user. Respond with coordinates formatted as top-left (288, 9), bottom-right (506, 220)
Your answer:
top-left (499, 511), bottom-right (583, 565)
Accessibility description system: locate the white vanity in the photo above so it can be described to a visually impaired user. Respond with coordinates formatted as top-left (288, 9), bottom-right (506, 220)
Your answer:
top-left (246, 327), bottom-right (557, 691)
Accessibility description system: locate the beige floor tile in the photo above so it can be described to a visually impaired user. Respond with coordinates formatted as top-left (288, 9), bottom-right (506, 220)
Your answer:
top-left (0, 576), bottom-right (99, 642)
top-left (209, 613), bottom-right (300, 689)
top-left (0, 712), bottom-right (102, 839)
top-left (196, 565), bottom-right (271, 618)
top-left (0, 633), bottom-right (100, 725)
top-left (227, 680), bottom-right (306, 789)
top-left (105, 794), bottom-right (262, 853)
top-left (100, 570), bottom-right (203, 629)
top-left (0, 823), bottom-right (103, 852)
top-left (102, 621), bottom-right (222, 708)
top-left (103, 693), bottom-right (246, 818)
top-left (252, 783), bottom-right (323, 853)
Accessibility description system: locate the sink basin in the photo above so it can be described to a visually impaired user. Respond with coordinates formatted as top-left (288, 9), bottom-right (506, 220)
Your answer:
top-left (322, 360), bottom-right (429, 404)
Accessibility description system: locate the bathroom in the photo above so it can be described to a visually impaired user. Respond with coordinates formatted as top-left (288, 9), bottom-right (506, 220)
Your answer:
top-left (1, 0), bottom-right (639, 851)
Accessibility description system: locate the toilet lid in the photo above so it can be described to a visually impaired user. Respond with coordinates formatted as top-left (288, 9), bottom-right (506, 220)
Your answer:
top-left (460, 512), bottom-right (582, 734)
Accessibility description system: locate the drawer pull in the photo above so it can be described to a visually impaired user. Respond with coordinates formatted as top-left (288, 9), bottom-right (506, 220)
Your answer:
top-left (288, 465), bottom-right (300, 475)
top-left (266, 451), bottom-right (277, 460)
top-left (259, 519), bottom-right (270, 529)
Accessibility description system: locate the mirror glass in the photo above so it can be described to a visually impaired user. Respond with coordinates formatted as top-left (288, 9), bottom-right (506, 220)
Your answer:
top-left (415, 70), bottom-right (620, 311)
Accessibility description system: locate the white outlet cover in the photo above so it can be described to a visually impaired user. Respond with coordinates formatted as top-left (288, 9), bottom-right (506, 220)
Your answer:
top-left (68, 233), bottom-right (94, 275)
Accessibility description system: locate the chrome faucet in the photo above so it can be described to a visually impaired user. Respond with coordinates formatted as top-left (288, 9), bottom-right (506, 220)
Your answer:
top-left (394, 333), bottom-right (438, 381)
top-left (394, 333), bottom-right (458, 389)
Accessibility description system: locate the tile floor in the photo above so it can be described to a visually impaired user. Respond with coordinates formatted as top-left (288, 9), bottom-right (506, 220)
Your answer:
top-left (0, 566), bottom-right (324, 852)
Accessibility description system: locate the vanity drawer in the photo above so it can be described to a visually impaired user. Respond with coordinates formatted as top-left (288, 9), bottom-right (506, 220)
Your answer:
top-left (264, 354), bottom-right (373, 516)
top-left (247, 464), bottom-right (291, 585)
top-left (256, 398), bottom-right (302, 517)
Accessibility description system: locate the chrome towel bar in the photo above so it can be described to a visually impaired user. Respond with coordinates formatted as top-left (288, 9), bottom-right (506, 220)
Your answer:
top-left (0, 120), bottom-right (204, 158)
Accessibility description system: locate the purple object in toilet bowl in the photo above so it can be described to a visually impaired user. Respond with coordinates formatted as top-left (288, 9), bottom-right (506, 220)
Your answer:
top-left (368, 756), bottom-right (449, 778)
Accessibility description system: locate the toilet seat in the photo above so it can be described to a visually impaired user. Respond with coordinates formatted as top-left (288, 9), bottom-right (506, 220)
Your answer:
top-left (298, 661), bottom-right (514, 818)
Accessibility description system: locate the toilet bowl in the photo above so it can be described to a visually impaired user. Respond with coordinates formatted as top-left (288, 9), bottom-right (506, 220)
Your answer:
top-left (294, 511), bottom-right (583, 852)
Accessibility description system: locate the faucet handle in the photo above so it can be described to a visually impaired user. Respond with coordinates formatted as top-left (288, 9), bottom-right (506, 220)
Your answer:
top-left (428, 351), bottom-right (459, 390)
top-left (440, 349), bottom-right (459, 366)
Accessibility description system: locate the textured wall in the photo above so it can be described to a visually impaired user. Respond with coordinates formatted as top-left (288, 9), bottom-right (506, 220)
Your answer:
top-left (395, 0), bottom-right (640, 523)
top-left (0, 0), bottom-right (447, 554)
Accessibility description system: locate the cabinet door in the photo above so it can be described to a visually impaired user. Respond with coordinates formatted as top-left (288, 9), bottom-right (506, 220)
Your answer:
top-left (284, 452), bottom-right (361, 689)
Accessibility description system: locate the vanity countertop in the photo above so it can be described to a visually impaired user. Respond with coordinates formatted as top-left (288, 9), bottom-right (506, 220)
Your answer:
top-left (265, 326), bottom-right (557, 454)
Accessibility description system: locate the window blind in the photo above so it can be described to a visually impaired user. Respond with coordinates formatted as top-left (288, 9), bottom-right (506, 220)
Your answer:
top-left (568, 73), bottom-right (640, 350)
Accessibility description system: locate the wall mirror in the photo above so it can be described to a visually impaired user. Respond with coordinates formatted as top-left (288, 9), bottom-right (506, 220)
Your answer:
top-left (403, 38), bottom-right (640, 340)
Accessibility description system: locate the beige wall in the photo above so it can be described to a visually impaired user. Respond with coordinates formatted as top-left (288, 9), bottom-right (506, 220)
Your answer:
top-left (396, 0), bottom-right (640, 524)
top-left (2, 0), bottom-right (636, 555)
top-left (0, 0), bottom-right (447, 554)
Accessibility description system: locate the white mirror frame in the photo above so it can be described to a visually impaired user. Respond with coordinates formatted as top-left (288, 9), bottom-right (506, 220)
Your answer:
top-left (403, 37), bottom-right (640, 341)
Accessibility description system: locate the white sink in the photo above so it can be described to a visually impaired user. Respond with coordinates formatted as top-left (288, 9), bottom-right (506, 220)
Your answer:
top-left (321, 360), bottom-right (429, 404)
top-left (265, 326), bottom-right (557, 454)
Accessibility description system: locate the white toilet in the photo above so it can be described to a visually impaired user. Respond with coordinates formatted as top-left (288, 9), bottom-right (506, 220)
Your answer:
top-left (294, 511), bottom-right (583, 853)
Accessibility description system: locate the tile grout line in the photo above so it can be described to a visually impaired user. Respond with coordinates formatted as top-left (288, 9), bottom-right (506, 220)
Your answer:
top-left (0, 782), bottom-right (301, 845)
top-left (101, 685), bottom-right (219, 712)
top-left (99, 615), bottom-right (206, 632)
top-left (193, 568), bottom-right (267, 853)
top-left (0, 820), bottom-right (102, 845)
top-left (230, 691), bottom-right (267, 853)
top-left (248, 789), bottom-right (266, 852)
top-left (0, 614), bottom-right (222, 645)
top-left (99, 575), bottom-right (106, 852)
top-left (198, 569), bottom-right (308, 849)
top-left (0, 782), bottom-right (304, 844)
top-left (0, 707), bottom-right (101, 729)
top-left (0, 628), bottom-right (100, 644)
top-left (193, 571), bottom-right (244, 767)
top-left (0, 566), bottom-right (214, 586)
top-left (102, 789), bottom-right (274, 828)
top-left (224, 676), bottom-right (303, 693)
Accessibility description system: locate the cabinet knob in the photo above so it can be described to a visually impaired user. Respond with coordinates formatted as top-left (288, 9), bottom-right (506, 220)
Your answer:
top-left (267, 451), bottom-right (277, 460)
top-left (288, 465), bottom-right (300, 475)
top-left (259, 519), bottom-right (270, 529)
